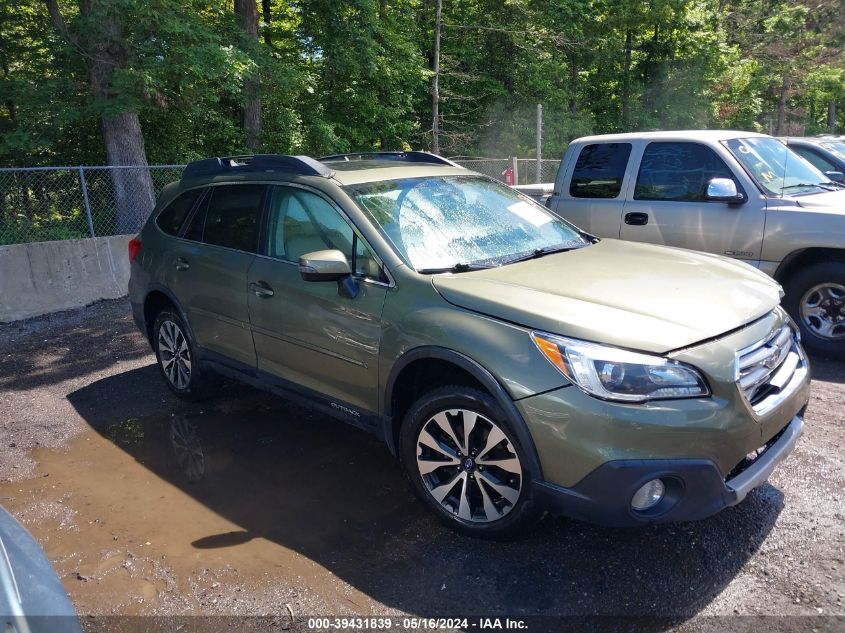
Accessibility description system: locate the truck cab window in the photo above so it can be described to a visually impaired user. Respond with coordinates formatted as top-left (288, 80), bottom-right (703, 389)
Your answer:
top-left (635, 142), bottom-right (736, 202)
top-left (569, 143), bottom-right (632, 199)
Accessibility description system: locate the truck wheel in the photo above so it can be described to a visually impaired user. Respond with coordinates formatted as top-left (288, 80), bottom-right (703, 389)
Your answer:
top-left (783, 262), bottom-right (845, 358)
top-left (152, 308), bottom-right (217, 401)
top-left (399, 386), bottom-right (540, 540)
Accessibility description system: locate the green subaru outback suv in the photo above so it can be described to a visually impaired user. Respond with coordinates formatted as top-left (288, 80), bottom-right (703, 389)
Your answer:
top-left (128, 152), bottom-right (811, 538)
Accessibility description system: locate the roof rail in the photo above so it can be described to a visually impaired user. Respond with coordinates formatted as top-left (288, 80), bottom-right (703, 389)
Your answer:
top-left (318, 151), bottom-right (462, 168)
top-left (182, 154), bottom-right (335, 180)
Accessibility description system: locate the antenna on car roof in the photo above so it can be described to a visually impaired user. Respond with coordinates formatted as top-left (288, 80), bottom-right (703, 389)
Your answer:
top-left (181, 154), bottom-right (335, 180)
top-left (318, 151), bottom-right (462, 168)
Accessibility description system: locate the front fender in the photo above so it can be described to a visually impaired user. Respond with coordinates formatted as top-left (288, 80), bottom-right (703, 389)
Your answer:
top-left (382, 345), bottom-right (547, 480)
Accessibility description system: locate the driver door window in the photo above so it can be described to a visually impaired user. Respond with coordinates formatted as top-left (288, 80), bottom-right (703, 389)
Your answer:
top-left (268, 187), bottom-right (385, 282)
top-left (635, 142), bottom-right (736, 202)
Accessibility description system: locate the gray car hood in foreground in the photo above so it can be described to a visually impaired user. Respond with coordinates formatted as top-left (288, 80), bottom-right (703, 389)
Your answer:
top-left (1, 506), bottom-right (81, 633)
top-left (432, 239), bottom-right (782, 353)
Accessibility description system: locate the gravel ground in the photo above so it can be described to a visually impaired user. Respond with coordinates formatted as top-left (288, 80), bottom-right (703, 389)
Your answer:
top-left (0, 298), bottom-right (843, 632)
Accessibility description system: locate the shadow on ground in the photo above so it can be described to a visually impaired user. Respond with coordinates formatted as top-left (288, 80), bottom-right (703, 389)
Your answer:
top-left (64, 362), bottom-right (786, 627)
top-left (810, 356), bottom-right (845, 384)
top-left (0, 305), bottom-right (149, 391)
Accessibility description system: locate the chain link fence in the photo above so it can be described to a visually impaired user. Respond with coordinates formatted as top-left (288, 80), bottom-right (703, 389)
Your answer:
top-left (0, 158), bottom-right (561, 246)
top-left (452, 158), bottom-right (512, 181)
top-left (454, 157), bottom-right (560, 184)
top-left (515, 158), bottom-right (561, 184)
top-left (0, 166), bottom-right (184, 246)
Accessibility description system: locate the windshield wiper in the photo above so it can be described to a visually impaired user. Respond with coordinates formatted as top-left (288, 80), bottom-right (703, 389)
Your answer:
top-left (498, 244), bottom-right (581, 266)
top-left (781, 182), bottom-right (838, 192)
top-left (417, 262), bottom-right (493, 274)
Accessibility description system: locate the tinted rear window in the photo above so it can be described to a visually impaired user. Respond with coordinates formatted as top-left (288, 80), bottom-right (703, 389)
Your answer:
top-left (202, 184), bottom-right (266, 252)
top-left (569, 143), bottom-right (631, 198)
top-left (156, 189), bottom-right (203, 235)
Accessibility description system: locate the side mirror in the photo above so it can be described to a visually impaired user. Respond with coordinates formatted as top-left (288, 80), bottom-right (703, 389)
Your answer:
top-left (706, 178), bottom-right (745, 203)
top-left (299, 249), bottom-right (359, 299)
top-left (825, 170), bottom-right (845, 183)
top-left (299, 249), bottom-right (351, 282)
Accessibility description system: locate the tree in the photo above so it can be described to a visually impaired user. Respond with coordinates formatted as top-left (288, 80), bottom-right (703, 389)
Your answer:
top-left (432, 0), bottom-right (442, 153)
top-left (234, 0), bottom-right (262, 150)
top-left (45, 0), bottom-right (155, 234)
top-left (1, 0), bottom-right (842, 182)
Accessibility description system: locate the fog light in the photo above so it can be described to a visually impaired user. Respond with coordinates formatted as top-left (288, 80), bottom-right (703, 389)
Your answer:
top-left (631, 479), bottom-right (665, 511)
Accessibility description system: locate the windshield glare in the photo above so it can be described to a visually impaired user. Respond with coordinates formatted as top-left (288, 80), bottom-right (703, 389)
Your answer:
top-left (348, 176), bottom-right (589, 271)
top-left (724, 137), bottom-right (831, 196)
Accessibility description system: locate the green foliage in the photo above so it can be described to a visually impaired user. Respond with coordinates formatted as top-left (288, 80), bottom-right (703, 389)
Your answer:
top-left (0, 0), bottom-right (842, 169)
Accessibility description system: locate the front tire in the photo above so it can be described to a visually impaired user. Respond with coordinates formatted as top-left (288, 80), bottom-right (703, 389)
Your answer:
top-left (783, 262), bottom-right (845, 358)
top-left (399, 386), bottom-right (539, 540)
top-left (152, 308), bottom-right (216, 401)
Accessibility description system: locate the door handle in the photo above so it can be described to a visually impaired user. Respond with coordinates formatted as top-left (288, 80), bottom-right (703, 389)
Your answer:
top-left (624, 212), bottom-right (649, 226)
top-left (249, 281), bottom-right (274, 298)
top-left (175, 257), bottom-right (190, 271)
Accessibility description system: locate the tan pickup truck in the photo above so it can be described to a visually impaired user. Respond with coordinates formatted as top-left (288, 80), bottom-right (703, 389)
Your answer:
top-left (546, 130), bottom-right (845, 357)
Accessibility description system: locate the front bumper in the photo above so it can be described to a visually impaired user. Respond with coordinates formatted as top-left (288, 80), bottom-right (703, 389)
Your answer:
top-left (533, 412), bottom-right (804, 527)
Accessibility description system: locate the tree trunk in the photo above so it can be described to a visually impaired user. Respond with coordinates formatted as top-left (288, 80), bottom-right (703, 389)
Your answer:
top-left (261, 0), bottom-right (272, 46)
top-left (235, 0), bottom-right (262, 151)
top-left (1, 52), bottom-right (15, 121)
top-left (775, 73), bottom-right (789, 136)
top-left (102, 112), bottom-right (156, 234)
top-left (84, 2), bottom-right (155, 234)
top-left (568, 56), bottom-right (578, 114)
top-left (621, 28), bottom-right (632, 128)
top-left (829, 100), bottom-right (837, 133)
top-left (46, 0), bottom-right (155, 235)
top-left (432, 0), bottom-right (442, 154)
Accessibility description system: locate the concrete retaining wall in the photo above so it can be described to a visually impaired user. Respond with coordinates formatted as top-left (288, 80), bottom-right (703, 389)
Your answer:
top-left (0, 235), bottom-right (132, 322)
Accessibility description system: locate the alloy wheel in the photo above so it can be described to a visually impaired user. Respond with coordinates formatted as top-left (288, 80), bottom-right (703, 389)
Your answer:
top-left (158, 320), bottom-right (192, 389)
top-left (800, 283), bottom-right (845, 340)
top-left (415, 408), bottom-right (523, 523)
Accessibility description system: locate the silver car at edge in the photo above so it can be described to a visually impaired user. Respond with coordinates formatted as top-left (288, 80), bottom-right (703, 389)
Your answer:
top-left (1, 506), bottom-right (82, 633)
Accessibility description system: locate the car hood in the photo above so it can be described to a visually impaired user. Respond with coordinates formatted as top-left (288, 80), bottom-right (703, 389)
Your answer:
top-left (431, 239), bottom-right (781, 353)
top-left (793, 188), bottom-right (845, 212)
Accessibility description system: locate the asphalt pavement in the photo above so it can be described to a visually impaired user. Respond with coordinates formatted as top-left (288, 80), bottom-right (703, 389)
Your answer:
top-left (0, 299), bottom-right (843, 632)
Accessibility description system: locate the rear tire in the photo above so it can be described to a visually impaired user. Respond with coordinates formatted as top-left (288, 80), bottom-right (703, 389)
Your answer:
top-left (152, 308), bottom-right (217, 401)
top-left (783, 262), bottom-right (845, 358)
top-left (399, 385), bottom-right (540, 540)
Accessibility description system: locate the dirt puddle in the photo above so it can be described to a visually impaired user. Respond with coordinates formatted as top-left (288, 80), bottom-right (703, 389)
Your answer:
top-left (0, 397), bottom-right (421, 616)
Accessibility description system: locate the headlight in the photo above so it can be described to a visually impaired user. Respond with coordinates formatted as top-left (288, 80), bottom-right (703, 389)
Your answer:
top-left (530, 332), bottom-right (710, 403)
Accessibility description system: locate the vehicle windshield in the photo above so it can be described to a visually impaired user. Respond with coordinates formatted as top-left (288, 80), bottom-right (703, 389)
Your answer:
top-left (820, 140), bottom-right (845, 160)
top-left (724, 137), bottom-right (833, 196)
top-left (347, 175), bottom-right (590, 271)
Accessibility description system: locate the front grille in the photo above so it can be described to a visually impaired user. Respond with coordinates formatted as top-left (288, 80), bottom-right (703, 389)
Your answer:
top-left (736, 323), bottom-right (805, 415)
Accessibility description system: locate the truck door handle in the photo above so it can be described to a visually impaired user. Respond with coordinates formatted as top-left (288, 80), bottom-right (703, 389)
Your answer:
top-left (175, 257), bottom-right (190, 271)
top-left (624, 212), bottom-right (649, 226)
top-left (249, 281), bottom-right (274, 298)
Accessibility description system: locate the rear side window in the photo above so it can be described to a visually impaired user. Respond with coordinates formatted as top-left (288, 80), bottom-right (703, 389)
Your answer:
top-left (569, 143), bottom-right (632, 198)
top-left (184, 184), bottom-right (266, 252)
top-left (635, 142), bottom-right (735, 201)
top-left (156, 189), bottom-right (203, 235)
